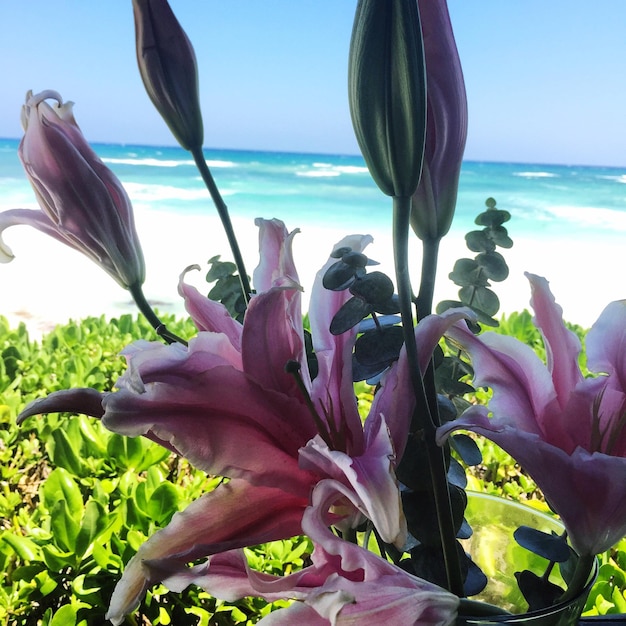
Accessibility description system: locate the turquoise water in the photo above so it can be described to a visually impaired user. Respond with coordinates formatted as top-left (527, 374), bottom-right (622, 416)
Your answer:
top-left (2, 137), bottom-right (626, 241)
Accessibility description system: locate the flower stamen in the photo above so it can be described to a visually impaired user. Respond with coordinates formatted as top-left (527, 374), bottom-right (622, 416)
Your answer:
top-left (285, 360), bottom-right (334, 448)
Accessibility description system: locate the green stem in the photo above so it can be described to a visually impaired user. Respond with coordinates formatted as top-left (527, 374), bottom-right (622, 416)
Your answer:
top-left (129, 282), bottom-right (188, 346)
top-left (392, 196), bottom-right (464, 597)
top-left (415, 237), bottom-right (441, 318)
top-left (190, 145), bottom-right (252, 306)
top-left (559, 553), bottom-right (596, 604)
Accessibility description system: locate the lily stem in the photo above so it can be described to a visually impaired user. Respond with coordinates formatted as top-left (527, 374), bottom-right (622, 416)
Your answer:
top-left (190, 145), bottom-right (252, 307)
top-left (392, 196), bottom-right (464, 597)
top-left (558, 553), bottom-right (595, 604)
top-left (129, 282), bottom-right (188, 346)
top-left (415, 236), bottom-right (440, 317)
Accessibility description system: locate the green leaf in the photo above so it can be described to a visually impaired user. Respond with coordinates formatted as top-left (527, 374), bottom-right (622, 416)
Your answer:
top-left (41, 543), bottom-right (75, 572)
top-left (460, 285), bottom-right (500, 317)
top-left (448, 258), bottom-right (489, 288)
top-left (490, 225), bottom-right (513, 248)
top-left (451, 434), bottom-right (482, 466)
top-left (46, 428), bottom-right (85, 477)
top-left (41, 468), bottom-right (83, 519)
top-left (465, 230), bottom-right (494, 253)
top-left (50, 500), bottom-right (80, 553)
top-left (475, 251), bottom-right (509, 282)
top-left (76, 415), bottom-right (108, 456)
top-left (75, 500), bottom-right (108, 559)
top-left (514, 526), bottom-right (570, 563)
top-left (147, 482), bottom-right (181, 526)
top-left (107, 433), bottom-right (148, 471)
top-left (1, 532), bottom-right (43, 561)
top-left (50, 604), bottom-right (77, 626)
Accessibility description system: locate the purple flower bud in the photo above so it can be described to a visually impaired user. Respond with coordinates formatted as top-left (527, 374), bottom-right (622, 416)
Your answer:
top-left (0, 90), bottom-right (145, 289)
top-left (410, 0), bottom-right (468, 241)
top-left (133, 0), bottom-right (204, 151)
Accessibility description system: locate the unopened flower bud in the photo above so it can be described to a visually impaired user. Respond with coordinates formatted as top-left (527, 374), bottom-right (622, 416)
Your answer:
top-left (410, 0), bottom-right (467, 241)
top-left (0, 90), bottom-right (145, 289)
top-left (348, 0), bottom-right (427, 198)
top-left (133, 0), bottom-right (204, 151)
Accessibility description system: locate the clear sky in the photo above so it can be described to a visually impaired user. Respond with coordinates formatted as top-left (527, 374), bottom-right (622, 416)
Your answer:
top-left (1, 1), bottom-right (625, 167)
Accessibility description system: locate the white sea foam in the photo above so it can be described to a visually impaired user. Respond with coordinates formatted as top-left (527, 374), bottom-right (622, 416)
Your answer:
top-left (597, 174), bottom-right (626, 184)
top-left (513, 171), bottom-right (558, 178)
top-left (546, 204), bottom-right (626, 231)
top-left (102, 157), bottom-right (236, 168)
top-left (296, 170), bottom-right (341, 178)
top-left (103, 157), bottom-right (195, 167)
top-left (296, 162), bottom-right (369, 177)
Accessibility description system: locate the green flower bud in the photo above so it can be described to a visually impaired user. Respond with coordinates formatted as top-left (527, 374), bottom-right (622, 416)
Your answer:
top-left (133, 0), bottom-right (204, 151)
top-left (348, 0), bottom-right (427, 198)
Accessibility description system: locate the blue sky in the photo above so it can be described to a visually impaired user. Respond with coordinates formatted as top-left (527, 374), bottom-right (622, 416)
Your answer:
top-left (1, 1), bottom-right (625, 166)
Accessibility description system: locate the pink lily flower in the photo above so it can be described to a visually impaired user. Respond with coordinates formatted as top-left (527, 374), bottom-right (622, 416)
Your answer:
top-left (120, 480), bottom-right (459, 626)
top-left (438, 273), bottom-right (626, 555)
top-left (411, 0), bottom-right (468, 242)
top-left (0, 90), bottom-right (145, 289)
top-left (18, 218), bottom-right (471, 620)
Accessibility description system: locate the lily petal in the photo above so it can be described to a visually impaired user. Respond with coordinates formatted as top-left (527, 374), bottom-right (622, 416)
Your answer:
top-left (106, 478), bottom-right (307, 625)
top-left (178, 265), bottom-right (242, 351)
top-left (526, 273), bottom-right (583, 408)
top-left (309, 234), bottom-right (373, 455)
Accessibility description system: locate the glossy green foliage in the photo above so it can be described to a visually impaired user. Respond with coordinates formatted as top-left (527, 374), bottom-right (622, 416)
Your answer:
top-left (0, 314), bottom-right (308, 625)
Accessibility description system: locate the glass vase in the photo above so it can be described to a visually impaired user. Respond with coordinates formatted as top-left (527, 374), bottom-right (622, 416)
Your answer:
top-left (457, 492), bottom-right (598, 626)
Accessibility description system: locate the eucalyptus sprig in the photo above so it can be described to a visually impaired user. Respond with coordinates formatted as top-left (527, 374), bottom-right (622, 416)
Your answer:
top-left (437, 197), bottom-right (513, 328)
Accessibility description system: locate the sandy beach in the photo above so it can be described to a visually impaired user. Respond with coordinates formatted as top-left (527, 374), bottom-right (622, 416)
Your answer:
top-left (1, 205), bottom-right (622, 341)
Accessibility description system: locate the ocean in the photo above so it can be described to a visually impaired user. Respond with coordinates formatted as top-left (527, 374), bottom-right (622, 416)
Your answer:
top-left (2, 138), bottom-right (626, 240)
top-left (0, 137), bottom-right (624, 334)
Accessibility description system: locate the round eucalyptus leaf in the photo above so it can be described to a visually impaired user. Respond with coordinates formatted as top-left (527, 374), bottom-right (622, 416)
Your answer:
top-left (374, 294), bottom-right (401, 314)
top-left (491, 225), bottom-right (513, 248)
top-left (322, 261), bottom-right (358, 291)
top-left (465, 230), bottom-right (494, 253)
top-left (448, 258), bottom-right (489, 288)
top-left (354, 326), bottom-right (404, 366)
top-left (342, 250), bottom-right (369, 268)
top-left (476, 251), bottom-right (509, 282)
top-left (475, 207), bottom-right (511, 227)
top-left (329, 297), bottom-right (373, 335)
top-left (460, 285), bottom-right (500, 316)
top-left (351, 356), bottom-right (389, 382)
top-left (450, 433), bottom-right (482, 466)
top-left (514, 526), bottom-right (571, 563)
top-left (350, 271), bottom-right (395, 304)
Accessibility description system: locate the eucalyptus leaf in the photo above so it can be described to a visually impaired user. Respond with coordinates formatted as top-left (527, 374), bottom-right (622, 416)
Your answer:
top-left (354, 326), bottom-right (404, 367)
top-left (515, 569), bottom-right (564, 611)
top-left (451, 433), bottom-right (482, 466)
top-left (330, 297), bottom-right (373, 335)
top-left (464, 557), bottom-right (488, 597)
top-left (490, 225), bottom-right (513, 248)
top-left (350, 271), bottom-right (395, 305)
top-left (465, 230), bottom-right (494, 253)
top-left (322, 261), bottom-right (359, 291)
top-left (459, 285), bottom-right (500, 317)
top-left (448, 258), bottom-right (489, 288)
top-left (475, 251), bottom-right (509, 282)
top-left (514, 526), bottom-right (571, 563)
